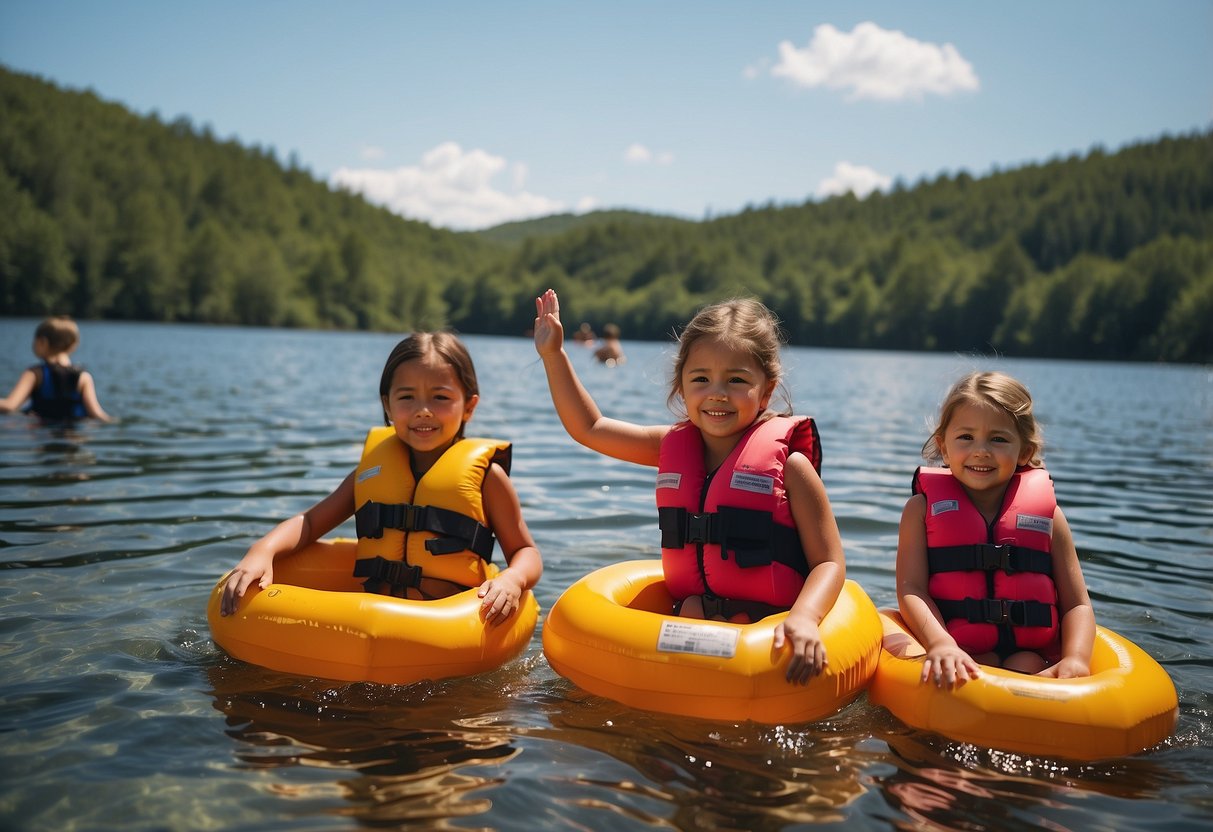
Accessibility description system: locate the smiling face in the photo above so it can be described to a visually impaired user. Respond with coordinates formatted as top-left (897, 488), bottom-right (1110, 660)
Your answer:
top-left (937, 401), bottom-right (1031, 498)
top-left (679, 336), bottom-right (775, 459)
top-left (381, 353), bottom-right (479, 471)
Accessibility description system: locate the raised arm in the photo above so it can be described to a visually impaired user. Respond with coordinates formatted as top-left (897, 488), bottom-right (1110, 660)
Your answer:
top-left (533, 289), bottom-right (665, 466)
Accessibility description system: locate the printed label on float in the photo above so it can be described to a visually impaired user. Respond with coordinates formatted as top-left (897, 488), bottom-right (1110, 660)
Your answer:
top-left (357, 465), bottom-right (381, 483)
top-left (657, 620), bottom-right (739, 658)
top-left (656, 473), bottom-right (682, 490)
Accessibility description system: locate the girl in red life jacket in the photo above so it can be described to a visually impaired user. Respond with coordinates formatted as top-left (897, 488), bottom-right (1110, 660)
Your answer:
top-left (533, 289), bottom-right (845, 686)
top-left (896, 371), bottom-right (1095, 688)
top-left (219, 332), bottom-right (543, 626)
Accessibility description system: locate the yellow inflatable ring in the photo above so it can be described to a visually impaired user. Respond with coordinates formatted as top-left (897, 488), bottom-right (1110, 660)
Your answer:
top-left (542, 560), bottom-right (882, 723)
top-left (207, 539), bottom-right (539, 685)
top-left (869, 610), bottom-right (1178, 760)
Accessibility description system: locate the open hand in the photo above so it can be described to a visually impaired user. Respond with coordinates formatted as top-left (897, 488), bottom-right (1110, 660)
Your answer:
top-left (219, 551), bottom-right (275, 616)
top-left (533, 289), bottom-right (565, 358)
top-left (773, 612), bottom-right (828, 685)
top-left (920, 644), bottom-right (981, 687)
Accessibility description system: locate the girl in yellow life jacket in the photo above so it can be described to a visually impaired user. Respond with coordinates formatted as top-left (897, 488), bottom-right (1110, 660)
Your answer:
top-left (219, 332), bottom-right (543, 625)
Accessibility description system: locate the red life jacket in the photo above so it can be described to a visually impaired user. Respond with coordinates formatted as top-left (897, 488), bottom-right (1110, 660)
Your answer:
top-left (916, 466), bottom-right (1059, 655)
top-left (656, 415), bottom-right (820, 606)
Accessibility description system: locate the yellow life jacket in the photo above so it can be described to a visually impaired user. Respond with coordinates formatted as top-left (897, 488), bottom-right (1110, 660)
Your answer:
top-left (352, 426), bottom-right (511, 594)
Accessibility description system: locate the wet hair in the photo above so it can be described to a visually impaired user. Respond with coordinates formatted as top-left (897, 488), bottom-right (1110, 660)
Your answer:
top-left (35, 316), bottom-right (80, 354)
top-left (378, 331), bottom-right (479, 433)
top-left (924, 371), bottom-right (1044, 466)
top-left (602, 323), bottom-right (621, 339)
top-left (666, 298), bottom-right (791, 416)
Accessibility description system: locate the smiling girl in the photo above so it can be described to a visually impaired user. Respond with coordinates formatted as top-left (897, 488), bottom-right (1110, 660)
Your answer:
top-left (532, 290), bottom-right (845, 684)
top-left (896, 371), bottom-right (1094, 687)
top-left (220, 332), bottom-right (542, 625)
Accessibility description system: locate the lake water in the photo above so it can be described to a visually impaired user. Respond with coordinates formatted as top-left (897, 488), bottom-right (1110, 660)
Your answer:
top-left (1, 319), bottom-right (1210, 831)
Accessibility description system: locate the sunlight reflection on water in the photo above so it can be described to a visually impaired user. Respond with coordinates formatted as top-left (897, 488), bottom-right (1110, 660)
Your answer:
top-left (0, 319), bottom-right (1210, 831)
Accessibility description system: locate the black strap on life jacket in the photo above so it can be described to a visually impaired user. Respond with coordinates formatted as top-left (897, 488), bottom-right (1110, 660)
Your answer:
top-left (658, 504), bottom-right (809, 575)
top-left (353, 556), bottom-right (424, 595)
top-left (926, 543), bottom-right (1053, 576)
top-left (354, 500), bottom-right (496, 560)
top-left (934, 597), bottom-right (1054, 629)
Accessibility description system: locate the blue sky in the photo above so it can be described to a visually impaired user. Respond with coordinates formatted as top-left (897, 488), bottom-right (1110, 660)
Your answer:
top-left (2, 1), bottom-right (1210, 230)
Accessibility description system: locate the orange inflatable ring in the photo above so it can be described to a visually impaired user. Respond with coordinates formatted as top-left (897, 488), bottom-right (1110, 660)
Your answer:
top-left (207, 539), bottom-right (539, 685)
top-left (869, 610), bottom-right (1178, 760)
top-left (542, 560), bottom-right (882, 723)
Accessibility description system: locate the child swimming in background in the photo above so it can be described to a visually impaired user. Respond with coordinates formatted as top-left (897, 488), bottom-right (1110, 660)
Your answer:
top-left (533, 289), bottom-right (845, 684)
top-left (0, 316), bottom-right (111, 422)
top-left (220, 331), bottom-right (543, 624)
top-left (896, 371), bottom-right (1095, 687)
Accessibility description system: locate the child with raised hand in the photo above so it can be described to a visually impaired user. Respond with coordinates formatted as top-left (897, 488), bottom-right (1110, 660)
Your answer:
top-left (896, 371), bottom-right (1095, 687)
top-left (0, 316), bottom-right (111, 422)
top-left (533, 289), bottom-right (845, 684)
top-left (220, 331), bottom-right (542, 624)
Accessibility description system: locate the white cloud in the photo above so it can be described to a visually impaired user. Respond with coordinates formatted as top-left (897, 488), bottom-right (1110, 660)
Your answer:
top-left (624, 143), bottom-right (674, 165)
top-left (331, 142), bottom-right (571, 230)
top-left (815, 161), bottom-right (893, 199)
top-left (360, 145), bottom-right (386, 161)
top-left (772, 22), bottom-right (979, 101)
top-left (624, 143), bottom-right (652, 163)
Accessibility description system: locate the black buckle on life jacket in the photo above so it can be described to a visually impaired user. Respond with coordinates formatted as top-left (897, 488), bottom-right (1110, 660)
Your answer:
top-left (353, 556), bottom-right (423, 593)
top-left (685, 512), bottom-right (716, 544)
top-left (356, 501), bottom-right (424, 539)
top-left (980, 544), bottom-right (1014, 572)
top-left (948, 597), bottom-right (1051, 628)
top-left (927, 544), bottom-right (1053, 577)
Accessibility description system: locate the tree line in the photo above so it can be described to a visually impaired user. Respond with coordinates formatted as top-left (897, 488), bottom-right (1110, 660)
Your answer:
top-left (2, 66), bottom-right (1210, 363)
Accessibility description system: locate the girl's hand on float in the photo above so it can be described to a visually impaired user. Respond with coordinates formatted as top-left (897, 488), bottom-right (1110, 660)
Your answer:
top-left (533, 290), bottom-right (566, 358)
top-left (774, 612), bottom-right (827, 684)
top-left (478, 570), bottom-right (524, 625)
top-left (921, 645), bottom-right (981, 687)
top-left (219, 551), bottom-right (275, 616)
top-left (1037, 655), bottom-right (1089, 679)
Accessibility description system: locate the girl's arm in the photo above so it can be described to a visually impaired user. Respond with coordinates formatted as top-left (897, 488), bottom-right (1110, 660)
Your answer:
top-left (219, 471), bottom-right (357, 615)
top-left (1038, 507), bottom-right (1095, 678)
top-left (0, 368), bottom-right (36, 413)
top-left (77, 371), bottom-right (112, 422)
top-left (896, 494), bottom-right (982, 686)
top-left (534, 289), bottom-right (666, 466)
top-left (478, 462), bottom-right (543, 624)
top-left (773, 452), bottom-right (846, 684)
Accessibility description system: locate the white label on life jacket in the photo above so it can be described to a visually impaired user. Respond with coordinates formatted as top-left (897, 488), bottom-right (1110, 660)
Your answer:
top-left (931, 499), bottom-right (960, 516)
top-left (656, 473), bottom-right (682, 489)
top-left (356, 465), bottom-right (381, 483)
top-left (730, 471), bottom-right (775, 495)
top-left (1016, 513), bottom-right (1054, 535)
top-left (657, 620), bottom-right (739, 658)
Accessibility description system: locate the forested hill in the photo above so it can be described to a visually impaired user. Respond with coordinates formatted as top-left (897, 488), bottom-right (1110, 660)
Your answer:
top-left (2, 66), bottom-right (1210, 363)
